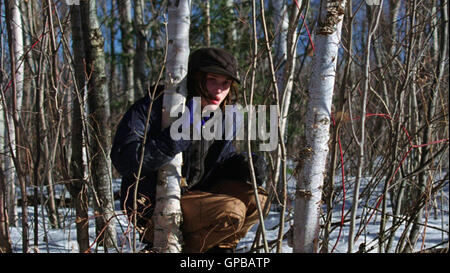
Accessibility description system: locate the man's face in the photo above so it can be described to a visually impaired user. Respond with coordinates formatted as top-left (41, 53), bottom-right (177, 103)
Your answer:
top-left (201, 73), bottom-right (232, 111)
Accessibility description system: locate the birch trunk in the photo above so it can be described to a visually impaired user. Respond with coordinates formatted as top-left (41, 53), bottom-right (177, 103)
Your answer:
top-left (0, 0), bottom-right (11, 249)
top-left (9, 0), bottom-right (23, 113)
top-left (4, 0), bottom-right (24, 228)
top-left (152, 0), bottom-right (191, 253)
top-left (293, 0), bottom-right (346, 253)
top-left (80, 0), bottom-right (117, 250)
top-left (0, 0), bottom-right (12, 253)
top-left (4, 0), bottom-right (29, 252)
top-left (322, 0), bottom-right (352, 253)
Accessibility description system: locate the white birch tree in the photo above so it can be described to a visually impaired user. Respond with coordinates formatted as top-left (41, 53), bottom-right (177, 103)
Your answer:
top-left (3, 0), bottom-right (24, 228)
top-left (8, 0), bottom-right (23, 113)
top-left (0, 2), bottom-right (10, 248)
top-left (293, 0), bottom-right (347, 253)
top-left (151, 0), bottom-right (191, 253)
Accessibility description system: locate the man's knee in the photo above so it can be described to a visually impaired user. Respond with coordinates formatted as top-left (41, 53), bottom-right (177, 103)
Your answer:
top-left (219, 199), bottom-right (246, 230)
top-left (181, 191), bottom-right (247, 232)
top-left (182, 197), bottom-right (247, 253)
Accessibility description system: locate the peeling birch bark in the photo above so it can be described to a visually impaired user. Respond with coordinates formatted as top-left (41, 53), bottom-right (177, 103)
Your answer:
top-left (293, 0), bottom-right (346, 253)
top-left (152, 0), bottom-right (191, 253)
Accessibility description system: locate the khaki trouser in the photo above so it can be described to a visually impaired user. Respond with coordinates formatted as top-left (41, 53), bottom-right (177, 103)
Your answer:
top-left (139, 179), bottom-right (268, 253)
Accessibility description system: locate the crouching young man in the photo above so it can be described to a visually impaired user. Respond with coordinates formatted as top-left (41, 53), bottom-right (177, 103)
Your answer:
top-left (111, 48), bottom-right (268, 253)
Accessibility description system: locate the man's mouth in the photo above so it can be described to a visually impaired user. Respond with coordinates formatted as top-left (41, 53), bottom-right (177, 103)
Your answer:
top-left (209, 97), bottom-right (221, 105)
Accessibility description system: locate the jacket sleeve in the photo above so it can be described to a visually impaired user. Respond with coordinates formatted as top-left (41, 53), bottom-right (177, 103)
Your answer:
top-left (214, 152), bottom-right (268, 186)
top-left (111, 97), bottom-right (191, 177)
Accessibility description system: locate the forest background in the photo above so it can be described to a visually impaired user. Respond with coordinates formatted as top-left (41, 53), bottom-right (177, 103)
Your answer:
top-left (0, 0), bottom-right (448, 253)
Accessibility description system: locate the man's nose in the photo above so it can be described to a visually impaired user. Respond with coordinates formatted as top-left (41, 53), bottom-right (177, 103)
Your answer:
top-left (211, 85), bottom-right (224, 93)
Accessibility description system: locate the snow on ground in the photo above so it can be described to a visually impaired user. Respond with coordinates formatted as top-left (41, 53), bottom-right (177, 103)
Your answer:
top-left (8, 171), bottom-right (449, 253)
top-left (238, 170), bottom-right (449, 253)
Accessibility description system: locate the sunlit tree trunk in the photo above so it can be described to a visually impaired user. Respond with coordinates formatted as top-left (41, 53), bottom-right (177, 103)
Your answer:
top-left (152, 0), bottom-right (191, 253)
top-left (0, 29), bottom-right (11, 248)
top-left (4, 0), bottom-right (24, 228)
top-left (293, 0), bottom-right (346, 253)
top-left (0, 0), bottom-right (12, 253)
top-left (4, 0), bottom-right (30, 253)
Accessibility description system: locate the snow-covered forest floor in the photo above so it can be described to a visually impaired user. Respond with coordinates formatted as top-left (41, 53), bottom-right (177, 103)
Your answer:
top-left (8, 170), bottom-right (449, 253)
top-left (238, 172), bottom-right (449, 253)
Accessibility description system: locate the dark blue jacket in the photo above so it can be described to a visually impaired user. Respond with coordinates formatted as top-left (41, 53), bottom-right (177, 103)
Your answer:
top-left (111, 86), bottom-right (244, 220)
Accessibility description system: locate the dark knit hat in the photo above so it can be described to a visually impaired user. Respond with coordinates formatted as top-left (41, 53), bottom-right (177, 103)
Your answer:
top-left (188, 47), bottom-right (240, 83)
